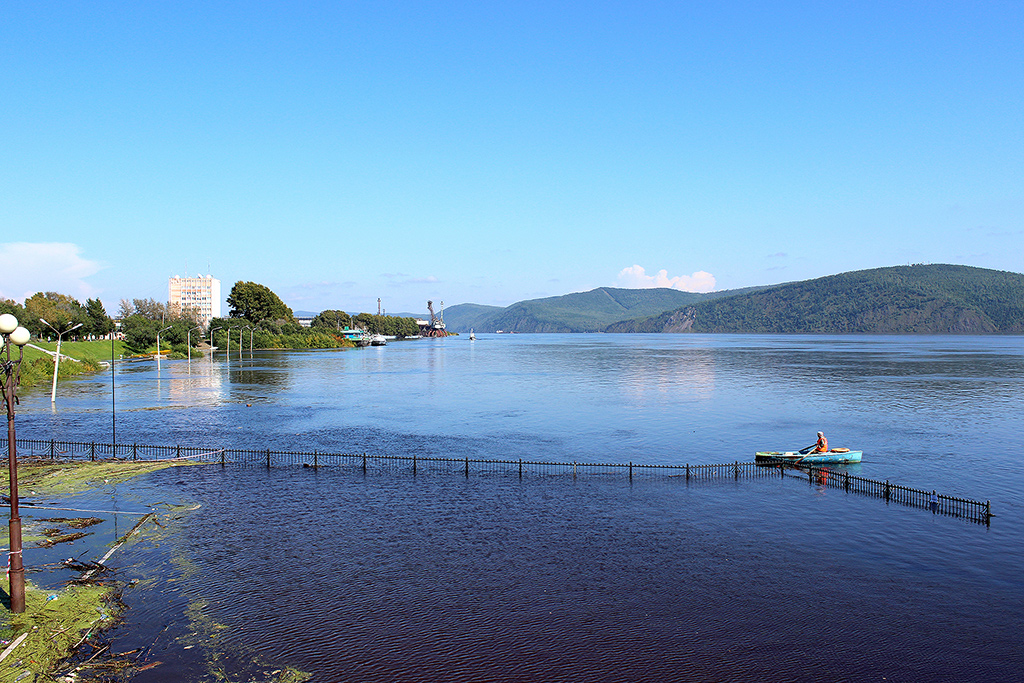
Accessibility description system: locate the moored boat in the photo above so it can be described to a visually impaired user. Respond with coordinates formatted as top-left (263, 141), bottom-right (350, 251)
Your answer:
top-left (755, 449), bottom-right (862, 464)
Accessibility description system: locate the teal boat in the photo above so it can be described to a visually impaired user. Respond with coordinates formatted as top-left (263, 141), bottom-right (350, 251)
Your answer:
top-left (755, 449), bottom-right (862, 464)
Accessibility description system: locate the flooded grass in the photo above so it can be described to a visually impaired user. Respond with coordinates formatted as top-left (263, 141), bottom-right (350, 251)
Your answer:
top-left (0, 458), bottom-right (201, 500)
top-left (0, 582), bottom-right (120, 682)
top-left (0, 460), bottom-right (310, 682)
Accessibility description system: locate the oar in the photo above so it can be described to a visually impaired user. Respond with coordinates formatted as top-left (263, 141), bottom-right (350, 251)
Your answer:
top-left (797, 444), bottom-right (817, 455)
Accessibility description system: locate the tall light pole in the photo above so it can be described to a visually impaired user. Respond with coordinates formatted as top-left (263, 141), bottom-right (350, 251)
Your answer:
top-left (187, 326), bottom-right (202, 367)
top-left (247, 326), bottom-right (256, 354)
top-left (111, 331), bottom-right (116, 449)
top-left (210, 326), bottom-right (223, 359)
top-left (238, 326), bottom-right (244, 360)
top-left (156, 325), bottom-right (172, 372)
top-left (1, 313), bottom-right (32, 613)
top-left (39, 318), bottom-right (83, 403)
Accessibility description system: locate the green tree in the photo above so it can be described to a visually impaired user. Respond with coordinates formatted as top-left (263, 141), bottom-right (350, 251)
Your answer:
top-left (311, 309), bottom-right (353, 330)
top-left (226, 281), bottom-right (294, 324)
top-left (120, 314), bottom-right (159, 354)
top-left (0, 298), bottom-right (26, 323)
top-left (84, 298), bottom-right (115, 338)
top-left (24, 292), bottom-right (88, 337)
top-left (131, 298), bottom-right (167, 321)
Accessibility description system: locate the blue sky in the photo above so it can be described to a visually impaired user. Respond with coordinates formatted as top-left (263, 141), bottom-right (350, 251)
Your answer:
top-left (2, 2), bottom-right (1022, 316)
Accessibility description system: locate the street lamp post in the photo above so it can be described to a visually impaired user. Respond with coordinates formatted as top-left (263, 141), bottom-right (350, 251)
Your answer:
top-left (247, 326), bottom-right (256, 354)
top-left (187, 326), bottom-right (202, 366)
top-left (39, 319), bottom-right (83, 403)
top-left (1, 313), bottom-right (32, 613)
top-left (210, 326), bottom-right (223, 359)
top-left (155, 325), bottom-right (172, 371)
top-left (238, 326), bottom-right (244, 360)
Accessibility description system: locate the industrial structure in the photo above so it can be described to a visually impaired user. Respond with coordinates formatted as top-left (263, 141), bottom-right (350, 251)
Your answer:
top-left (168, 273), bottom-right (221, 327)
top-left (422, 300), bottom-right (449, 337)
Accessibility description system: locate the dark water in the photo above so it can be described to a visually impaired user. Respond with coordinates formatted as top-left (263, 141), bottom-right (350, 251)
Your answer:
top-left (13, 334), bottom-right (1024, 681)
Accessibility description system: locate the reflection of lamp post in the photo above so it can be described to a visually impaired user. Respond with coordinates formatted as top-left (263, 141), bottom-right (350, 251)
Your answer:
top-left (1, 313), bottom-right (32, 613)
top-left (187, 326), bottom-right (202, 365)
top-left (39, 319), bottom-right (83, 403)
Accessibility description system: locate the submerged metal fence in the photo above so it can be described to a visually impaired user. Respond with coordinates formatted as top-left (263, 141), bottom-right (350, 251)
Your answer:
top-left (8, 438), bottom-right (993, 525)
top-left (763, 458), bottom-right (993, 525)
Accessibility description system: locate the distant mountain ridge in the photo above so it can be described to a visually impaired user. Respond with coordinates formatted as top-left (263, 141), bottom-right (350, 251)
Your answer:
top-left (443, 265), bottom-right (1024, 335)
top-left (606, 264), bottom-right (1024, 335)
top-left (443, 286), bottom-right (762, 333)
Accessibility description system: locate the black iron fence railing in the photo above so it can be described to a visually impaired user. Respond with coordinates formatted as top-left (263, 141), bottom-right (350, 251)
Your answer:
top-left (6, 439), bottom-right (993, 525)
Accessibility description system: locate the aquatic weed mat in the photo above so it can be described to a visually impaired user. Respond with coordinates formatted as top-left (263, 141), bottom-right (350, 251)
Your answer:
top-left (58, 486), bottom-right (310, 682)
top-left (0, 458), bottom-right (200, 500)
top-left (0, 582), bottom-right (121, 683)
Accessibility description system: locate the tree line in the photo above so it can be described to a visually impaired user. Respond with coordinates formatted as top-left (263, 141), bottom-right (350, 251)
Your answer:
top-left (1, 280), bottom-right (425, 356)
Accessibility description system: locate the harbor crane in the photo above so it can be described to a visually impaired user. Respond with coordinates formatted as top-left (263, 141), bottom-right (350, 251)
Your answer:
top-left (424, 300), bottom-right (448, 337)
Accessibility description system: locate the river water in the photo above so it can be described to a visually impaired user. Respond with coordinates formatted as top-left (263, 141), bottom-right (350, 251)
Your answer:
top-left (13, 334), bottom-right (1024, 681)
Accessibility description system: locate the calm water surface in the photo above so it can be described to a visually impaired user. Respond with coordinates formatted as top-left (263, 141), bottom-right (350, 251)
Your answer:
top-left (14, 334), bottom-right (1024, 681)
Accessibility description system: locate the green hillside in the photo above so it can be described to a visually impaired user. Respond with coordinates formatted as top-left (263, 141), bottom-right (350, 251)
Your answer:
top-left (446, 287), bottom-right (709, 333)
top-left (441, 303), bottom-right (505, 332)
top-left (606, 265), bottom-right (1024, 334)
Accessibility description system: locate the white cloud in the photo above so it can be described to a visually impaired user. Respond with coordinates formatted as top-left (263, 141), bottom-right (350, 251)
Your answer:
top-left (617, 265), bottom-right (716, 293)
top-left (0, 243), bottom-right (102, 302)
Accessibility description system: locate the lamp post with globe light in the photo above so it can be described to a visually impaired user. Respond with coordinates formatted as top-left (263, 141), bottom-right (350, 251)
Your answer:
top-left (1, 312), bottom-right (32, 613)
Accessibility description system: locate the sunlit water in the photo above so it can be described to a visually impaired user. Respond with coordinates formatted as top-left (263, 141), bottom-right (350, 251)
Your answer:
top-left (13, 334), bottom-right (1024, 681)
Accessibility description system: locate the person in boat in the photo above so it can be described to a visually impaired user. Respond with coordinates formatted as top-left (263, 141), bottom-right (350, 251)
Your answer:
top-left (812, 431), bottom-right (829, 453)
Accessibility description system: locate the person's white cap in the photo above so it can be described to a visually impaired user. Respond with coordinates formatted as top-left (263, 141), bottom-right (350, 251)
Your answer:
top-left (817, 431), bottom-right (824, 436)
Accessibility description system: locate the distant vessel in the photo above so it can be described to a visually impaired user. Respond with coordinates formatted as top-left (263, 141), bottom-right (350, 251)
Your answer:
top-left (469, 329), bottom-right (476, 340)
top-left (369, 333), bottom-right (387, 346)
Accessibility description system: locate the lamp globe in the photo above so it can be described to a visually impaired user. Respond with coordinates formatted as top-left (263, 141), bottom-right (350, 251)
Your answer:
top-left (0, 313), bottom-right (18, 335)
top-left (10, 327), bottom-right (31, 346)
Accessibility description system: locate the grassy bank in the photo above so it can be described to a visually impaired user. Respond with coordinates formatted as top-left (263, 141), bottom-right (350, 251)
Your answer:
top-left (13, 340), bottom-right (127, 391)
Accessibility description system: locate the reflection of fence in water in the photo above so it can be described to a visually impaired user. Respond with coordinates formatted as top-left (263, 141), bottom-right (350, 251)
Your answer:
top-left (14, 439), bottom-right (992, 525)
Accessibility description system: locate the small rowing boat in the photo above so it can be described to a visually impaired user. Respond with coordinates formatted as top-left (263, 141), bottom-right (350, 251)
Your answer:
top-left (755, 448), bottom-right (862, 464)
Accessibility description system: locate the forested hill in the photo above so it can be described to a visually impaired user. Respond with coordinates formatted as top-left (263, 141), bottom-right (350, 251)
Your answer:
top-left (444, 287), bottom-right (752, 333)
top-left (605, 265), bottom-right (1024, 334)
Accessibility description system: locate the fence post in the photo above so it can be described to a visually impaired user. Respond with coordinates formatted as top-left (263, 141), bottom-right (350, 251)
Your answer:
top-left (314, 450), bottom-right (318, 468)
top-left (266, 448), bottom-right (271, 469)
top-left (50, 439), bottom-right (55, 459)
top-left (413, 453), bottom-right (417, 475)
top-left (90, 442), bottom-right (95, 461)
top-left (686, 464), bottom-right (690, 481)
top-left (734, 461), bottom-right (739, 479)
top-left (362, 453), bottom-right (367, 474)
top-left (884, 480), bottom-right (890, 501)
top-left (220, 448), bottom-right (225, 466)
top-left (629, 461), bottom-right (632, 482)
top-left (518, 458), bottom-right (522, 479)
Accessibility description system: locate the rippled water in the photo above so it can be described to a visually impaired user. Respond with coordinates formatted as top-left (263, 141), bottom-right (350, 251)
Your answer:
top-left (13, 334), bottom-right (1024, 681)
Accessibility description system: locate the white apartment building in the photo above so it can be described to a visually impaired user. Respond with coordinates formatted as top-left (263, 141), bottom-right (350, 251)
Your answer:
top-left (168, 274), bottom-right (221, 327)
